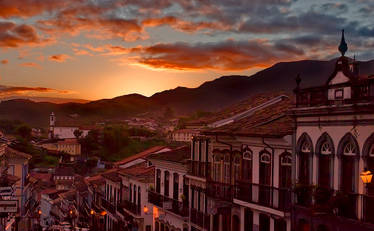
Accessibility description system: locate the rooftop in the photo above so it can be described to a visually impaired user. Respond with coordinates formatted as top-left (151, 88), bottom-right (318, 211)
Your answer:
top-left (203, 94), bottom-right (293, 137)
top-left (114, 146), bottom-right (169, 167)
top-left (147, 146), bottom-right (190, 164)
top-left (118, 162), bottom-right (154, 183)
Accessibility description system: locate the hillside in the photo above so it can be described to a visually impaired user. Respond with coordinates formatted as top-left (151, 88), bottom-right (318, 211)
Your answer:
top-left (0, 58), bottom-right (373, 127)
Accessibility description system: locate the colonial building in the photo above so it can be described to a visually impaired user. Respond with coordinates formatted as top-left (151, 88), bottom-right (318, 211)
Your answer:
top-left (172, 129), bottom-right (200, 142)
top-left (147, 146), bottom-right (190, 231)
top-left (116, 162), bottom-right (155, 231)
top-left (49, 112), bottom-right (91, 139)
top-left (187, 93), bottom-right (293, 231)
top-left (291, 31), bottom-right (374, 231)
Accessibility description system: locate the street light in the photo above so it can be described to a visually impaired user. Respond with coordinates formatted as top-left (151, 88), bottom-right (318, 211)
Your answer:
top-left (143, 205), bottom-right (149, 214)
top-left (361, 169), bottom-right (373, 184)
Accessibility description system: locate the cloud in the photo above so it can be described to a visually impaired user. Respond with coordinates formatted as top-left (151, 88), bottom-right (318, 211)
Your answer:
top-left (1, 59), bottom-right (8, 64)
top-left (20, 62), bottom-right (40, 68)
top-left (125, 40), bottom-right (306, 71)
top-left (49, 54), bottom-right (71, 63)
top-left (0, 21), bottom-right (51, 48)
top-left (0, 0), bottom-right (67, 18)
top-left (0, 84), bottom-right (72, 96)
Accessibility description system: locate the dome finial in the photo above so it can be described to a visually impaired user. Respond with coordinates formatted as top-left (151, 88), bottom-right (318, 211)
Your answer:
top-left (338, 29), bottom-right (348, 56)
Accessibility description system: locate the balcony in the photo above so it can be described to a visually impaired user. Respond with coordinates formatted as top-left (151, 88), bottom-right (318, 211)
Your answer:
top-left (118, 200), bottom-right (141, 216)
top-left (295, 80), bottom-right (374, 108)
top-left (294, 186), bottom-right (362, 221)
top-left (148, 190), bottom-right (189, 217)
top-left (101, 198), bottom-right (116, 215)
top-left (188, 161), bottom-right (211, 179)
top-left (190, 208), bottom-right (210, 230)
top-left (206, 181), bottom-right (233, 202)
top-left (234, 183), bottom-right (291, 212)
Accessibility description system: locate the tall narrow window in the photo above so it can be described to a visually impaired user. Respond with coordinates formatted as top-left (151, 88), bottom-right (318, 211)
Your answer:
top-left (133, 185), bottom-right (136, 204)
top-left (173, 173), bottom-right (179, 201)
top-left (213, 155), bottom-right (221, 182)
top-left (318, 141), bottom-right (332, 188)
top-left (233, 155), bottom-right (241, 181)
top-left (242, 149), bottom-right (252, 182)
top-left (164, 171), bottom-right (170, 197)
top-left (341, 141), bottom-right (357, 192)
top-left (224, 154), bottom-right (230, 184)
top-left (156, 169), bottom-right (161, 193)
top-left (279, 153), bottom-right (292, 188)
top-left (299, 139), bottom-right (312, 185)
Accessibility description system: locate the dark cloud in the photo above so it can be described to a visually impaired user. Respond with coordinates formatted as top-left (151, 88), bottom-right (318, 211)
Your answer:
top-left (127, 40), bottom-right (306, 71)
top-left (0, 85), bottom-right (71, 96)
top-left (0, 21), bottom-right (49, 48)
top-left (49, 54), bottom-right (70, 63)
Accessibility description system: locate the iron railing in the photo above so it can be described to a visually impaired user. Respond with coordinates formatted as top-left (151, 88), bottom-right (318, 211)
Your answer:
top-left (148, 190), bottom-right (188, 217)
top-left (234, 183), bottom-right (291, 212)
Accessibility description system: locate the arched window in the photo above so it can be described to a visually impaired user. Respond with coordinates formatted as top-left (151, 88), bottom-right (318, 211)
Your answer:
top-left (338, 133), bottom-right (359, 194)
top-left (364, 134), bottom-right (374, 195)
top-left (213, 154), bottom-right (222, 182)
top-left (242, 149), bottom-right (252, 182)
top-left (164, 171), bottom-right (170, 196)
top-left (233, 155), bottom-right (241, 180)
top-left (156, 169), bottom-right (161, 193)
top-left (343, 142), bottom-right (357, 156)
top-left (260, 153), bottom-right (271, 164)
top-left (321, 142), bottom-right (332, 155)
top-left (224, 154), bottom-right (231, 183)
top-left (297, 133), bottom-right (313, 185)
top-left (316, 133), bottom-right (334, 189)
top-left (279, 152), bottom-right (292, 188)
top-left (173, 173), bottom-right (179, 200)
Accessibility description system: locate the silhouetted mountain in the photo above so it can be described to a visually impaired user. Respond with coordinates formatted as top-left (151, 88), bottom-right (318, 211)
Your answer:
top-left (151, 59), bottom-right (374, 113)
top-left (0, 59), bottom-right (373, 127)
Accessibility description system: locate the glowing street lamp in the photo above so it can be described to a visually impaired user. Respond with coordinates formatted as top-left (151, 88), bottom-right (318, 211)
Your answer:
top-left (143, 205), bottom-right (149, 214)
top-left (361, 169), bottom-right (373, 185)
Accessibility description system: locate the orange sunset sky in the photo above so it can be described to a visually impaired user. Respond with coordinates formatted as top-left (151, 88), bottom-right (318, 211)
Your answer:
top-left (0, 0), bottom-right (373, 101)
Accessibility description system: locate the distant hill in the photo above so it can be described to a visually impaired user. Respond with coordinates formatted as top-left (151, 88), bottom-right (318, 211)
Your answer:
top-left (151, 58), bottom-right (374, 113)
top-left (0, 58), bottom-right (373, 127)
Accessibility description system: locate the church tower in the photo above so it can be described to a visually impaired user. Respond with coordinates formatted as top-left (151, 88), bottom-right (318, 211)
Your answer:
top-left (49, 112), bottom-right (55, 139)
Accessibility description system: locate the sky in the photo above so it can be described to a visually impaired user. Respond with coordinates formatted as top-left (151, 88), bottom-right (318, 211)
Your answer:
top-left (0, 0), bottom-right (373, 101)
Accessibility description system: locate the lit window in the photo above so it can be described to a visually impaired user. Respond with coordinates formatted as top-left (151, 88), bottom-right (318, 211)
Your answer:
top-left (343, 142), bottom-right (356, 156)
top-left (321, 142), bottom-right (332, 155)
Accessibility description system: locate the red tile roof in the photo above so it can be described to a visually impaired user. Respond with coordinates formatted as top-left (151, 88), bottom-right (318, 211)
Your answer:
top-left (203, 94), bottom-right (293, 137)
top-left (118, 162), bottom-right (154, 183)
top-left (114, 146), bottom-right (168, 166)
top-left (147, 146), bottom-right (190, 164)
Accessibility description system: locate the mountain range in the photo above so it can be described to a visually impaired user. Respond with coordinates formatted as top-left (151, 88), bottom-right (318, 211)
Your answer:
top-left (0, 58), bottom-right (373, 128)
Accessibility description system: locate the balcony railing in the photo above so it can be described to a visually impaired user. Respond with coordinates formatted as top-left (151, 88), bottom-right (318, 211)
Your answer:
top-left (294, 186), bottom-right (363, 221)
top-left (148, 190), bottom-right (189, 217)
top-left (118, 200), bottom-right (141, 216)
top-left (188, 161), bottom-right (211, 179)
top-left (206, 181), bottom-right (233, 202)
top-left (190, 208), bottom-right (210, 230)
top-left (101, 198), bottom-right (116, 215)
top-left (234, 183), bottom-right (291, 212)
top-left (295, 80), bottom-right (374, 108)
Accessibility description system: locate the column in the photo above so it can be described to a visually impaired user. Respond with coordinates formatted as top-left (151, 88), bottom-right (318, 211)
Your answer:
top-left (210, 215), bottom-right (213, 231)
top-left (240, 207), bottom-right (245, 231)
top-left (270, 217), bottom-right (275, 231)
top-left (333, 156), bottom-right (339, 190)
top-left (312, 154), bottom-right (318, 185)
top-left (358, 157), bottom-right (365, 220)
top-left (253, 212), bottom-right (259, 231)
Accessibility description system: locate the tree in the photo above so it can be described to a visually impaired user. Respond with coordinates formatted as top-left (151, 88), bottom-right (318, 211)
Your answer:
top-left (74, 129), bottom-right (83, 139)
top-left (16, 125), bottom-right (31, 140)
top-left (163, 107), bottom-right (174, 119)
